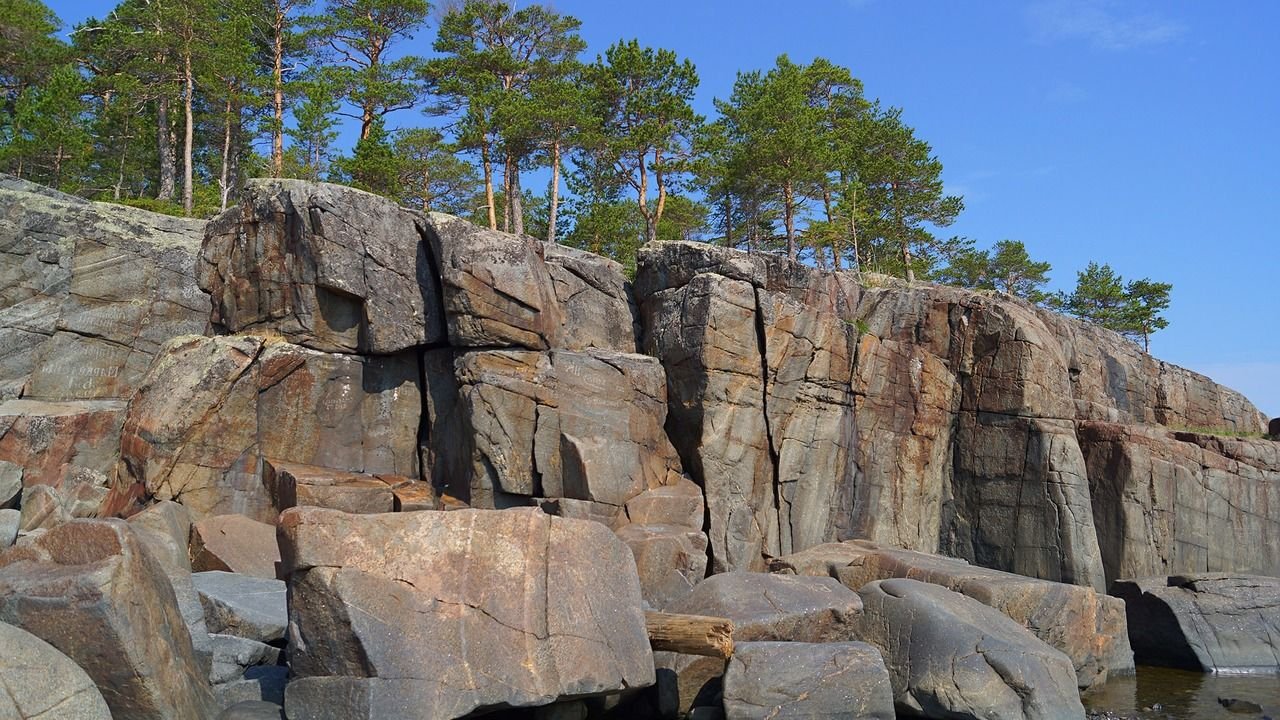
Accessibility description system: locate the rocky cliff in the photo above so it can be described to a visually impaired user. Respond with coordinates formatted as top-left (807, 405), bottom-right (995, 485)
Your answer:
top-left (1, 176), bottom-right (1276, 719)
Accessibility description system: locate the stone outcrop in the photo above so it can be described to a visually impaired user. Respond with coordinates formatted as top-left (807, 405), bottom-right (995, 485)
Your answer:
top-left (1082, 422), bottom-right (1280, 583)
top-left (423, 212), bottom-right (636, 353)
top-left (770, 541), bottom-right (1133, 689)
top-left (1112, 574), bottom-right (1280, 673)
top-left (0, 620), bottom-right (113, 719)
top-left (190, 514), bottom-right (282, 579)
top-left (857, 578), bottom-right (1085, 720)
top-left (722, 641), bottom-right (895, 720)
top-left (637, 243), bottom-right (860, 573)
top-left (115, 335), bottom-right (420, 521)
top-left (0, 399), bottom-right (125, 493)
top-left (0, 179), bottom-right (210, 401)
top-left (279, 507), bottom-right (653, 718)
top-left (263, 460), bottom-right (400, 515)
top-left (0, 519), bottom-right (215, 719)
top-left (200, 180), bottom-right (444, 354)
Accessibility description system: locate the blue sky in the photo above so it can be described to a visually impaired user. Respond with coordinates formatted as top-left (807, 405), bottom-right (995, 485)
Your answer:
top-left (46, 0), bottom-right (1279, 416)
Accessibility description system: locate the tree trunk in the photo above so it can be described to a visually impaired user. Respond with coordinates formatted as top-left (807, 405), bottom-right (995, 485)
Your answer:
top-left (219, 96), bottom-right (233, 211)
top-left (481, 141), bottom-right (496, 230)
top-left (182, 51), bottom-right (195, 216)
top-left (502, 155), bottom-right (512, 233)
top-left (157, 97), bottom-right (175, 201)
top-left (271, 5), bottom-right (285, 177)
top-left (723, 195), bottom-right (733, 248)
top-left (637, 151), bottom-right (653, 244)
top-left (510, 159), bottom-right (524, 236)
top-left (546, 140), bottom-right (561, 244)
top-left (784, 180), bottom-right (796, 260)
top-left (644, 612), bottom-right (735, 659)
top-left (652, 148), bottom-right (667, 245)
top-left (114, 112), bottom-right (130, 201)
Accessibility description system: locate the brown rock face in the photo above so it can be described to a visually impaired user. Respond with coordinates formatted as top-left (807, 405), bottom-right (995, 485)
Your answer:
top-left (422, 213), bottom-right (637, 353)
top-left (771, 541), bottom-right (1133, 689)
top-left (115, 335), bottom-right (420, 522)
top-left (263, 459), bottom-right (397, 515)
top-left (0, 519), bottom-right (214, 719)
top-left (1081, 422), bottom-right (1280, 583)
top-left (0, 182), bottom-right (210, 401)
top-left (278, 507), bottom-right (654, 718)
top-left (448, 348), bottom-right (684, 509)
top-left (200, 179), bottom-right (444, 354)
top-left (0, 399), bottom-right (125, 492)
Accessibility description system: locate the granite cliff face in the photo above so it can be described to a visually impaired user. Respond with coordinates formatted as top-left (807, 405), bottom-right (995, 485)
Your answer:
top-left (0, 176), bottom-right (1276, 718)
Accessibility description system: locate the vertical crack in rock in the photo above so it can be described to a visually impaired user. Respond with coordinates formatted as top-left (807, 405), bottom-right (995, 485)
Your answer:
top-left (752, 286), bottom-right (783, 563)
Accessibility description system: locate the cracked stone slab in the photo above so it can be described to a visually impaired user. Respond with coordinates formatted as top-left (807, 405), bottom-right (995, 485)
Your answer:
top-left (278, 506), bottom-right (654, 718)
top-left (194, 571), bottom-right (288, 643)
top-left (666, 571), bottom-right (861, 643)
top-left (855, 578), bottom-right (1084, 720)
top-left (722, 641), bottom-right (894, 720)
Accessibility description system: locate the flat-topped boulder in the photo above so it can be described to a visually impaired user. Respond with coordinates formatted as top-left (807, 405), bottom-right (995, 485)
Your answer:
top-left (857, 578), bottom-right (1085, 720)
top-left (201, 179), bottom-right (444, 354)
top-left (279, 507), bottom-right (653, 718)
top-left (1112, 574), bottom-right (1280, 673)
top-left (771, 541), bottom-right (1133, 689)
top-left (191, 514), bottom-right (282, 579)
top-left (0, 399), bottom-right (125, 491)
top-left (263, 460), bottom-right (397, 515)
top-left (0, 179), bottom-right (210, 401)
top-left (0, 520), bottom-right (215, 719)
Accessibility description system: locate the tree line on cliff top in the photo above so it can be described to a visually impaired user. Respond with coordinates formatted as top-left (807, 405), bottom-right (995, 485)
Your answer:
top-left (0, 0), bottom-right (1170, 347)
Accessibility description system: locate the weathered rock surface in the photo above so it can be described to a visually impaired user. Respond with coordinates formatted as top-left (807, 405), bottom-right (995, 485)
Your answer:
top-left (771, 541), bottom-right (1133, 689)
top-left (0, 180), bottom-right (210, 401)
top-left (451, 348), bottom-right (685, 508)
top-left (218, 700), bottom-right (285, 720)
top-left (638, 243), bottom-right (860, 573)
top-left (279, 507), bottom-right (654, 718)
top-left (0, 620), bottom-right (113, 719)
top-left (722, 641), bottom-right (895, 720)
top-left (0, 508), bottom-right (17, 547)
top-left (1081, 422), bottom-right (1280, 583)
top-left (201, 180), bottom-right (443, 354)
top-left (191, 514), bottom-right (282, 578)
top-left (1112, 574), bottom-right (1280, 673)
top-left (0, 399), bottom-right (125, 492)
top-left (115, 335), bottom-right (420, 521)
top-left (209, 633), bottom-right (283, 684)
top-left (0, 519), bottom-right (215, 719)
top-left (127, 501), bottom-right (213, 665)
top-left (669, 571), bottom-right (861, 643)
top-left (263, 459), bottom-right (398, 514)
top-left (857, 578), bottom-right (1085, 720)
top-left (615, 523), bottom-right (708, 610)
top-left (194, 571), bottom-right (288, 643)
top-left (423, 212), bottom-right (636, 352)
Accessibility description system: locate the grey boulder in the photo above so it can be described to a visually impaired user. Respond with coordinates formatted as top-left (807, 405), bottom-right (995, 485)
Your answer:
top-left (722, 641), bottom-right (894, 720)
top-left (0, 620), bottom-right (112, 719)
top-left (194, 571), bottom-right (288, 643)
top-left (856, 578), bottom-right (1084, 720)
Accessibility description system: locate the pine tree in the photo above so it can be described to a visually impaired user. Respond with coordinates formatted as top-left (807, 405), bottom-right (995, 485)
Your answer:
top-left (334, 115), bottom-right (400, 196)
top-left (1, 64), bottom-right (90, 187)
top-left (1052, 262), bottom-right (1172, 351)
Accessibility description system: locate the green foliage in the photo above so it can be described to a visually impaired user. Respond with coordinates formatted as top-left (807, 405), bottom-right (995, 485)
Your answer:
top-left (390, 127), bottom-right (482, 214)
top-left (284, 78), bottom-right (342, 181)
top-left (936, 239), bottom-right (1052, 303)
top-left (0, 63), bottom-right (89, 188)
top-left (333, 116), bottom-right (400, 195)
top-left (0, 0), bottom-right (69, 107)
top-left (1050, 262), bottom-right (1172, 351)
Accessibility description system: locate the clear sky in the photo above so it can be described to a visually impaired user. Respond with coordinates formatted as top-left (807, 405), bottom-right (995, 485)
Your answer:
top-left (45, 0), bottom-right (1280, 417)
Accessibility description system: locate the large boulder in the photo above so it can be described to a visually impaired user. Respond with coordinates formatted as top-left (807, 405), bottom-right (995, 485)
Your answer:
top-left (1081, 422), bottom-right (1280, 583)
top-left (115, 335), bottom-right (421, 521)
top-left (190, 514), bottom-right (282, 579)
top-left (0, 620), bottom-right (112, 719)
top-left (422, 212), bottom-right (636, 352)
top-left (0, 179), bottom-right (210, 401)
top-left (263, 460), bottom-right (398, 515)
top-left (856, 578), bottom-right (1084, 720)
top-left (614, 523), bottom-right (708, 610)
top-left (771, 541), bottom-right (1133, 689)
top-left (450, 348), bottom-right (686, 509)
top-left (1112, 574), bottom-right (1280, 673)
top-left (200, 179), bottom-right (444, 353)
top-left (722, 641), bottom-right (895, 720)
top-left (193, 571), bottom-right (288, 643)
top-left (127, 501), bottom-right (213, 668)
top-left (279, 507), bottom-right (654, 719)
top-left (0, 519), bottom-right (215, 719)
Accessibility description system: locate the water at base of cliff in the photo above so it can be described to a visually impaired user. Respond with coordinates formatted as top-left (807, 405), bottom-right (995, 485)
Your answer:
top-left (1084, 666), bottom-right (1280, 720)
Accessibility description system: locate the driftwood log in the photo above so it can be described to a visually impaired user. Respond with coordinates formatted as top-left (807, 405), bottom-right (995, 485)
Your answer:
top-left (644, 611), bottom-right (735, 659)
